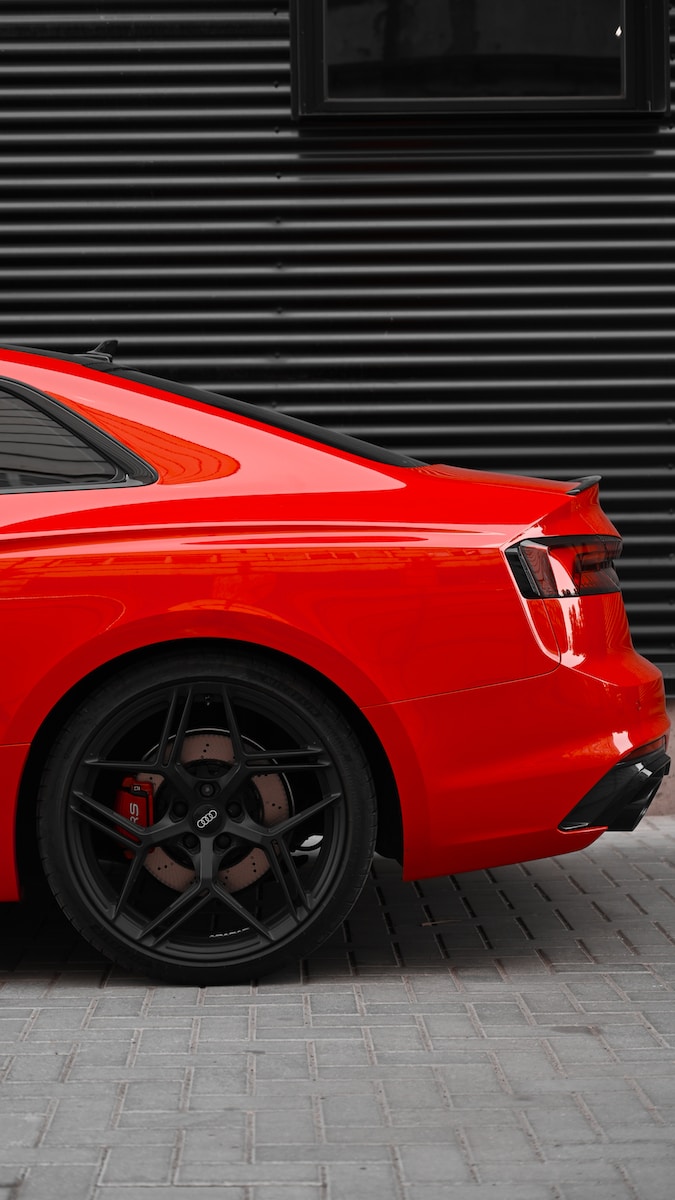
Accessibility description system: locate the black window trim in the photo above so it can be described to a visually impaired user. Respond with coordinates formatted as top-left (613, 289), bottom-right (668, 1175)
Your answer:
top-left (0, 376), bottom-right (158, 494)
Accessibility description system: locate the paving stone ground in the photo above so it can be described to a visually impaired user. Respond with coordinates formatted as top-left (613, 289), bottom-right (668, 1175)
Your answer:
top-left (1, 810), bottom-right (675, 1200)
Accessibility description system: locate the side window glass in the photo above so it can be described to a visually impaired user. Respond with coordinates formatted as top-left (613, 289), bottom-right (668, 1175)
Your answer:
top-left (0, 386), bottom-right (119, 490)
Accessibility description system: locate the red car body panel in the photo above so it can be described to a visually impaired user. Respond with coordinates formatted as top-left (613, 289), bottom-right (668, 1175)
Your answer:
top-left (0, 347), bottom-right (669, 903)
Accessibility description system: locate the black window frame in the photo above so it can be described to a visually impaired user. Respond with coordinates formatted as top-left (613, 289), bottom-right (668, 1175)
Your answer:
top-left (0, 376), bottom-right (157, 495)
top-left (291, 0), bottom-right (670, 117)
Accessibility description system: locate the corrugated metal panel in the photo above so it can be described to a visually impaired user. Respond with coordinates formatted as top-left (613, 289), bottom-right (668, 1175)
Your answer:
top-left (0, 1), bottom-right (673, 683)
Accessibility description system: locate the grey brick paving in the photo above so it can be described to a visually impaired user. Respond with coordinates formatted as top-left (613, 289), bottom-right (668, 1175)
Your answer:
top-left (1, 816), bottom-right (675, 1198)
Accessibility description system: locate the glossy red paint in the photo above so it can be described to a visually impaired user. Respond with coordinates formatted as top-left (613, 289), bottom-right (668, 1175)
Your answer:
top-left (0, 346), bottom-right (670, 976)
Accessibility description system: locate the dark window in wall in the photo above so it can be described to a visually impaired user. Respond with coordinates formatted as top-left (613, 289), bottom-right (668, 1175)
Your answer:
top-left (292, 0), bottom-right (670, 115)
top-left (329, 0), bottom-right (623, 99)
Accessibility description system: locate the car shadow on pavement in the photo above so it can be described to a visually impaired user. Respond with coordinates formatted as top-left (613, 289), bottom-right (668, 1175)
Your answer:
top-left (2, 822), bottom-right (673, 986)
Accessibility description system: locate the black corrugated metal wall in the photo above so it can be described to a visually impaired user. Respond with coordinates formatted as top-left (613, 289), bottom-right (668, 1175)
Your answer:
top-left (0, 1), bottom-right (673, 685)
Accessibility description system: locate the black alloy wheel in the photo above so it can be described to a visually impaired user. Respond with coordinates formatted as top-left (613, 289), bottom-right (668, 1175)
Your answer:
top-left (37, 651), bottom-right (377, 984)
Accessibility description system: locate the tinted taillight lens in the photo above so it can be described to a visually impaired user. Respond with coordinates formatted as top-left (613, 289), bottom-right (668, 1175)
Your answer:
top-left (506, 536), bottom-right (622, 599)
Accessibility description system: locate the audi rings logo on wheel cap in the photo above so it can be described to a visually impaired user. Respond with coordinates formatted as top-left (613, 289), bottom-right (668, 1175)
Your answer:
top-left (196, 808), bottom-right (218, 829)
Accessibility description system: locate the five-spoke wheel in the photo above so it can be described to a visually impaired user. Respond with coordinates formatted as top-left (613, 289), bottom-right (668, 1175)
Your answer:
top-left (37, 651), bottom-right (377, 984)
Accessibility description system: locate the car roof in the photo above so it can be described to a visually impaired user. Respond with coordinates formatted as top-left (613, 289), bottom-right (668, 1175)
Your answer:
top-left (0, 343), bottom-right (422, 471)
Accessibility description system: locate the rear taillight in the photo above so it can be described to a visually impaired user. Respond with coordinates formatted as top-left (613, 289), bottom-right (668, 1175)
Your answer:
top-left (506, 536), bottom-right (622, 599)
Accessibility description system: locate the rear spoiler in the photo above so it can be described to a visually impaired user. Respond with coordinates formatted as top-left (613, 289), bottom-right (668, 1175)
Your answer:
top-left (566, 475), bottom-right (601, 496)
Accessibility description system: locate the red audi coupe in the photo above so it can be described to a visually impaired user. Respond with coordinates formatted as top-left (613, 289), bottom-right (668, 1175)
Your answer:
top-left (0, 343), bottom-right (670, 983)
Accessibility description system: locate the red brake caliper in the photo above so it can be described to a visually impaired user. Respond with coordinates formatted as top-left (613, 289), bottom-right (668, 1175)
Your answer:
top-left (114, 777), bottom-right (155, 854)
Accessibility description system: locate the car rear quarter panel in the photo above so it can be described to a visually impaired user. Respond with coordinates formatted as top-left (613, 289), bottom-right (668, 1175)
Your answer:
top-left (0, 520), bottom-right (559, 746)
top-left (0, 517), bottom-right (559, 902)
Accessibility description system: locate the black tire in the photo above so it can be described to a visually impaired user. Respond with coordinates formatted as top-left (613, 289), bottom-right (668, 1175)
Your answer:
top-left (37, 650), bottom-right (377, 984)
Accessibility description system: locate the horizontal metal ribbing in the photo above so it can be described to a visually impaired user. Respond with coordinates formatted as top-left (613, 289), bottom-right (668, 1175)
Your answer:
top-left (0, 0), bottom-right (672, 677)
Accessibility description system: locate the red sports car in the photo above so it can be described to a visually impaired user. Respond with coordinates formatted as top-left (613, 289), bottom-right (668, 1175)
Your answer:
top-left (0, 343), bottom-right (670, 983)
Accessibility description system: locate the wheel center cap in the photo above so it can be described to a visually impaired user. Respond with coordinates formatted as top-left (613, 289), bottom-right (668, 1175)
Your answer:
top-left (192, 803), bottom-right (225, 836)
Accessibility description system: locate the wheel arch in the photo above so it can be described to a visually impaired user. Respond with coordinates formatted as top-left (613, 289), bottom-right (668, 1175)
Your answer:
top-left (16, 637), bottom-right (403, 895)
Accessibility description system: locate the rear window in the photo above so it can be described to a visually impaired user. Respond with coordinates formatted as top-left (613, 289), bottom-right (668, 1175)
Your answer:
top-left (0, 377), bottom-right (156, 493)
top-left (0, 387), bottom-right (118, 490)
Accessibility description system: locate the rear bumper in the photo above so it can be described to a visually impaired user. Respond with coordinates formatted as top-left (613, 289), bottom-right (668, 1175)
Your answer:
top-left (365, 652), bottom-right (670, 881)
top-left (559, 742), bottom-right (671, 833)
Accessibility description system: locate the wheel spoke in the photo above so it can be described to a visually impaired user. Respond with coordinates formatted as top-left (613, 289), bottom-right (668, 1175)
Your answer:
top-left (212, 879), bottom-right (277, 941)
top-left (244, 746), bottom-right (330, 772)
top-left (136, 868), bottom-right (277, 946)
top-left (199, 840), bottom-right (276, 939)
top-left (71, 790), bottom-right (184, 850)
top-left (156, 684), bottom-right (194, 770)
top-left (71, 790), bottom-right (144, 850)
top-left (219, 683), bottom-right (246, 762)
top-left (272, 791), bottom-right (343, 838)
top-left (137, 881), bottom-right (211, 945)
top-left (266, 837), bottom-right (311, 918)
top-left (111, 851), bottom-right (149, 922)
top-left (84, 757), bottom-right (159, 776)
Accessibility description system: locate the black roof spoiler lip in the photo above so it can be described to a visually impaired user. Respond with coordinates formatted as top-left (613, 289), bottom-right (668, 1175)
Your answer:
top-left (566, 475), bottom-right (602, 495)
top-left (0, 341), bottom-right (119, 368)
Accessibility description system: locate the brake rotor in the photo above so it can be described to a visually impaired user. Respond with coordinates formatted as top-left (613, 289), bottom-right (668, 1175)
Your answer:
top-left (138, 732), bottom-right (289, 893)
